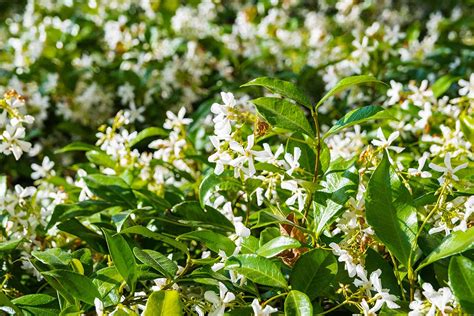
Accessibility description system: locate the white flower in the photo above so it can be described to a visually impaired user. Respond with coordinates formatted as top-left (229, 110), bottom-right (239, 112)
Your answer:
top-left (31, 156), bottom-right (55, 180)
top-left (251, 299), bottom-right (278, 316)
top-left (284, 147), bottom-right (301, 176)
top-left (371, 128), bottom-right (404, 154)
top-left (163, 107), bottom-right (192, 131)
top-left (458, 74), bottom-right (474, 98)
top-left (351, 36), bottom-right (374, 66)
top-left (421, 283), bottom-right (455, 316)
top-left (387, 80), bottom-right (403, 105)
top-left (361, 298), bottom-right (384, 316)
top-left (204, 282), bottom-right (235, 316)
top-left (281, 180), bottom-right (306, 212)
top-left (0, 124), bottom-right (32, 160)
top-left (371, 270), bottom-right (400, 309)
top-left (408, 153), bottom-right (432, 178)
top-left (211, 92), bottom-right (236, 138)
top-left (429, 152), bottom-right (467, 184)
top-left (229, 134), bottom-right (258, 177)
top-left (208, 136), bottom-right (232, 175)
top-left (329, 243), bottom-right (357, 277)
top-left (254, 143), bottom-right (284, 166)
top-left (94, 298), bottom-right (104, 316)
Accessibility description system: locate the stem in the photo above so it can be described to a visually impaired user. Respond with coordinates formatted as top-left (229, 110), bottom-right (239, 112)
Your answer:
top-left (407, 182), bottom-right (448, 300)
top-left (262, 292), bottom-right (287, 307)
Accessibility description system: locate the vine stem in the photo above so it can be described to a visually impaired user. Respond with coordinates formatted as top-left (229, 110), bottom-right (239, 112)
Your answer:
top-left (302, 108), bottom-right (322, 226)
top-left (407, 181), bottom-right (448, 300)
top-left (261, 292), bottom-right (288, 307)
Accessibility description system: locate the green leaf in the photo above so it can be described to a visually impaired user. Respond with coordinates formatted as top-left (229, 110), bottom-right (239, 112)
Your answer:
top-left (130, 127), bottom-right (168, 147)
top-left (12, 294), bottom-right (58, 316)
top-left (121, 226), bottom-right (188, 253)
top-left (242, 77), bottom-right (312, 109)
top-left (0, 291), bottom-right (22, 316)
top-left (93, 266), bottom-right (123, 298)
top-left (417, 227), bottom-right (474, 271)
top-left (55, 141), bottom-right (100, 153)
top-left (31, 248), bottom-right (72, 268)
top-left (103, 229), bottom-right (137, 291)
top-left (323, 106), bottom-right (393, 139)
top-left (143, 291), bottom-right (184, 316)
top-left (290, 249), bottom-right (338, 300)
top-left (252, 97), bottom-right (314, 136)
top-left (256, 236), bottom-right (302, 258)
top-left (84, 174), bottom-right (136, 208)
top-left (133, 248), bottom-right (178, 279)
top-left (171, 201), bottom-right (234, 231)
top-left (42, 269), bottom-right (100, 305)
top-left (313, 165), bottom-right (359, 237)
top-left (199, 173), bottom-right (241, 208)
top-left (57, 219), bottom-right (107, 253)
top-left (48, 200), bottom-right (113, 229)
top-left (0, 239), bottom-right (24, 252)
top-left (225, 254), bottom-right (287, 288)
top-left (284, 290), bottom-right (313, 316)
top-left (315, 75), bottom-right (386, 109)
top-left (460, 113), bottom-right (474, 146)
top-left (86, 150), bottom-right (116, 168)
top-left (432, 75), bottom-right (460, 98)
top-left (449, 256), bottom-right (474, 313)
top-left (365, 152), bottom-right (418, 267)
top-left (178, 230), bottom-right (235, 256)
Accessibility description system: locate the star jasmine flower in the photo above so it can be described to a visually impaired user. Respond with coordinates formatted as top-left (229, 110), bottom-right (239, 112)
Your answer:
top-left (254, 143), bottom-right (284, 166)
top-left (458, 74), bottom-right (473, 98)
top-left (251, 299), bottom-right (278, 316)
top-left (0, 124), bottom-right (32, 160)
top-left (211, 92), bottom-right (236, 138)
top-left (204, 282), bottom-right (235, 316)
top-left (284, 147), bottom-right (301, 176)
top-left (281, 180), bottom-right (306, 211)
top-left (387, 80), bottom-right (403, 105)
top-left (371, 270), bottom-right (400, 309)
top-left (371, 128), bottom-right (404, 154)
top-left (421, 283), bottom-right (455, 316)
top-left (428, 152), bottom-right (467, 184)
top-left (229, 134), bottom-right (258, 177)
top-left (163, 107), bottom-right (192, 131)
top-left (329, 243), bottom-right (357, 277)
top-left (31, 156), bottom-right (55, 180)
top-left (209, 136), bottom-right (232, 175)
top-left (361, 298), bottom-right (384, 316)
top-left (407, 153), bottom-right (432, 178)
top-left (94, 298), bottom-right (104, 316)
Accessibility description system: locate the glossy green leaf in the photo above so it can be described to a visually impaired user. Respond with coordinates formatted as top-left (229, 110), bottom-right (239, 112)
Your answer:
top-left (432, 75), bottom-right (460, 98)
top-left (93, 266), bottom-right (123, 298)
top-left (55, 141), bottom-right (100, 153)
top-left (417, 227), bottom-right (474, 271)
top-left (290, 249), bottom-right (338, 300)
top-left (130, 127), bottom-right (168, 147)
top-left (0, 239), bottom-right (24, 252)
top-left (198, 173), bottom-right (241, 208)
top-left (86, 150), bottom-right (116, 168)
top-left (449, 256), bottom-right (474, 313)
top-left (103, 229), bottom-right (137, 291)
top-left (323, 106), bottom-right (393, 139)
top-left (460, 113), bottom-right (474, 146)
top-left (242, 77), bottom-right (312, 109)
top-left (178, 230), bottom-right (235, 256)
top-left (84, 174), bottom-right (136, 208)
top-left (252, 97), bottom-right (314, 136)
top-left (365, 152), bottom-right (418, 267)
top-left (31, 248), bottom-right (72, 267)
top-left (57, 219), bottom-right (107, 253)
top-left (42, 269), bottom-right (100, 305)
top-left (48, 200), bottom-right (113, 229)
top-left (225, 254), bottom-right (287, 288)
top-left (143, 290), bottom-right (184, 316)
top-left (284, 290), bottom-right (313, 316)
top-left (133, 248), bottom-right (178, 279)
top-left (12, 294), bottom-right (58, 316)
top-left (256, 236), bottom-right (301, 258)
top-left (120, 226), bottom-right (188, 254)
top-left (313, 165), bottom-right (359, 236)
top-left (172, 201), bottom-right (234, 231)
top-left (315, 75), bottom-right (386, 109)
